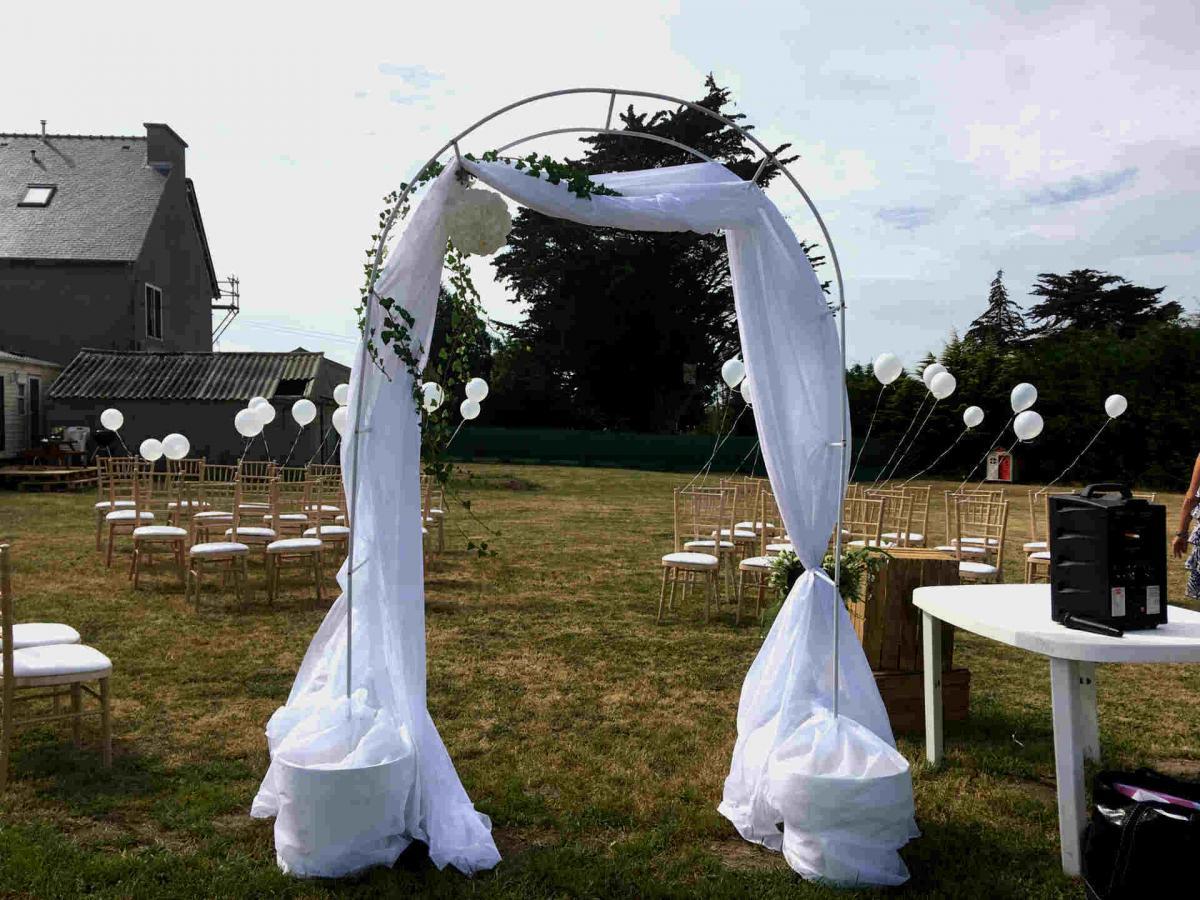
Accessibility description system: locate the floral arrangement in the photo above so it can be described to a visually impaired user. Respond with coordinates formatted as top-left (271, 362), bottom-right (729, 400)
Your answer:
top-left (445, 188), bottom-right (513, 257)
top-left (761, 545), bottom-right (890, 635)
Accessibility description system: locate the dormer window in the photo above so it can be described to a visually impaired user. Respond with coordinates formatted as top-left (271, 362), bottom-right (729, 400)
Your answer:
top-left (19, 184), bottom-right (56, 207)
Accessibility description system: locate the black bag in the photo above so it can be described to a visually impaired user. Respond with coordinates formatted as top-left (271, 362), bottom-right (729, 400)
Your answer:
top-left (1083, 768), bottom-right (1200, 898)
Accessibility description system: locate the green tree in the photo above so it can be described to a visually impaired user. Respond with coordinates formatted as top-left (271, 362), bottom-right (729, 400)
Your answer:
top-left (1027, 269), bottom-right (1182, 337)
top-left (965, 270), bottom-right (1026, 347)
top-left (488, 75), bottom-right (814, 433)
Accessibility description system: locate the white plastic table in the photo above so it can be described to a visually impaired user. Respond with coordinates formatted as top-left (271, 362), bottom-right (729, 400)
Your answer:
top-left (913, 583), bottom-right (1200, 876)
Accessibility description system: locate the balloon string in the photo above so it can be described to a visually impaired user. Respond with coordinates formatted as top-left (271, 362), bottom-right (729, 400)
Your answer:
top-left (306, 424), bottom-right (336, 466)
top-left (956, 414), bottom-right (1016, 494)
top-left (445, 419), bottom-right (466, 449)
top-left (280, 426), bottom-right (305, 469)
top-left (902, 426), bottom-right (970, 486)
top-left (731, 439), bottom-right (761, 475)
top-left (690, 392), bottom-right (732, 488)
top-left (685, 403), bottom-right (750, 489)
top-left (871, 394), bottom-right (928, 488)
top-left (114, 430), bottom-right (131, 455)
top-left (261, 431), bottom-right (272, 462)
top-left (1040, 418), bottom-right (1112, 495)
top-left (237, 436), bottom-right (254, 466)
top-left (879, 399), bottom-right (940, 487)
top-left (849, 383), bottom-right (888, 483)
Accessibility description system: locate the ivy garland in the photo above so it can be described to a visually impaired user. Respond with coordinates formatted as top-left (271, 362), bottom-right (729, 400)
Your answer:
top-left (355, 152), bottom-right (619, 555)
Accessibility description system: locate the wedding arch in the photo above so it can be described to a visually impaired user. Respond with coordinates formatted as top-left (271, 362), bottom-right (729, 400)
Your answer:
top-left (250, 87), bottom-right (918, 887)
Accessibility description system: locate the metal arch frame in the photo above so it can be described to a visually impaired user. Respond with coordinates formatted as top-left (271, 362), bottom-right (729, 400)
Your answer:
top-left (346, 86), bottom-right (850, 717)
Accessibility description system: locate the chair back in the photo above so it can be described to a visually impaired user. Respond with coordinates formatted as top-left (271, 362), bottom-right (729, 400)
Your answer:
top-left (755, 488), bottom-right (781, 556)
top-left (0, 544), bottom-right (13, 684)
top-left (237, 461), bottom-right (277, 511)
top-left (865, 489), bottom-right (913, 546)
top-left (269, 473), bottom-right (309, 524)
top-left (421, 476), bottom-right (445, 526)
top-left (901, 484), bottom-right (930, 539)
top-left (97, 456), bottom-right (133, 504)
top-left (1028, 490), bottom-right (1048, 543)
top-left (308, 474), bottom-right (344, 538)
top-left (944, 488), bottom-right (1004, 544)
top-left (308, 464), bottom-right (341, 479)
top-left (131, 459), bottom-right (156, 519)
top-left (954, 496), bottom-right (1009, 565)
top-left (842, 496), bottom-right (885, 546)
top-left (168, 457), bottom-right (206, 511)
top-left (672, 487), bottom-right (730, 553)
top-left (105, 457), bottom-right (140, 508)
top-left (201, 464), bottom-right (238, 513)
top-left (720, 478), bottom-right (760, 531)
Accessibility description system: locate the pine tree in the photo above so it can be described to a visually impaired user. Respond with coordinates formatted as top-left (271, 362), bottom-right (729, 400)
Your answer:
top-left (487, 76), bottom-right (816, 433)
top-left (1027, 269), bottom-right (1182, 337)
top-left (965, 270), bottom-right (1026, 347)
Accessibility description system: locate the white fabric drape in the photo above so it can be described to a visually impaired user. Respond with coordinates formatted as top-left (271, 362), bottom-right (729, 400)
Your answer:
top-left (252, 157), bottom-right (916, 884)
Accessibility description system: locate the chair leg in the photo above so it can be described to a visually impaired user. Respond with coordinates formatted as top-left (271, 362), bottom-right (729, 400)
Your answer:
top-left (736, 570), bottom-right (744, 625)
top-left (657, 568), bottom-right (669, 623)
top-left (668, 571), bottom-right (678, 611)
top-left (95, 509), bottom-right (103, 551)
top-left (99, 678), bottom-right (112, 767)
top-left (70, 684), bottom-right (83, 748)
top-left (105, 524), bottom-right (115, 568)
top-left (130, 545), bottom-right (140, 587)
top-left (175, 542), bottom-right (185, 585)
top-left (0, 685), bottom-right (12, 790)
top-left (313, 553), bottom-right (323, 608)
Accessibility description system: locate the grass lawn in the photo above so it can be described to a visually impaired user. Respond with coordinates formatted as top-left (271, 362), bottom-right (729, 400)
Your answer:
top-left (1, 466), bottom-right (1198, 898)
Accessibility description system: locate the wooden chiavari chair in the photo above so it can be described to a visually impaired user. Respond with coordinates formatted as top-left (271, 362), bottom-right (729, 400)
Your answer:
top-left (1, 544), bottom-right (112, 789)
top-left (264, 468), bottom-right (311, 538)
top-left (264, 477), bottom-right (324, 605)
top-left (129, 463), bottom-right (188, 588)
top-left (166, 458), bottom-right (207, 527)
top-left (944, 496), bottom-right (1009, 583)
top-left (881, 484), bottom-right (929, 546)
top-left (659, 487), bottom-right (730, 623)
top-left (94, 456), bottom-right (136, 551)
top-left (1132, 491), bottom-right (1157, 503)
top-left (737, 487), bottom-right (781, 624)
top-left (719, 478), bottom-right (761, 561)
top-left (942, 488), bottom-right (1004, 547)
top-left (186, 475), bottom-right (250, 612)
top-left (863, 489), bottom-right (912, 548)
top-left (192, 464), bottom-right (237, 544)
top-left (236, 461), bottom-right (277, 516)
top-left (421, 475), bottom-right (446, 554)
top-left (103, 459), bottom-right (155, 568)
top-left (841, 496), bottom-right (886, 549)
top-left (303, 474), bottom-right (349, 564)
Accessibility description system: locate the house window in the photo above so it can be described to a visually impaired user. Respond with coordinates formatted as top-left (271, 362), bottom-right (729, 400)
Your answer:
top-left (145, 284), bottom-right (163, 339)
top-left (273, 378), bottom-right (311, 397)
top-left (19, 184), bottom-right (56, 207)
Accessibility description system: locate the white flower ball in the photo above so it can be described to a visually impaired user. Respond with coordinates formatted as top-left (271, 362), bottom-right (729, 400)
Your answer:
top-left (446, 188), bottom-right (512, 256)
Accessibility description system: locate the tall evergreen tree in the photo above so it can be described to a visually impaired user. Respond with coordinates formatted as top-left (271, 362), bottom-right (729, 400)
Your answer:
top-left (487, 76), bottom-right (817, 433)
top-left (1027, 269), bottom-right (1182, 337)
top-left (965, 270), bottom-right (1026, 347)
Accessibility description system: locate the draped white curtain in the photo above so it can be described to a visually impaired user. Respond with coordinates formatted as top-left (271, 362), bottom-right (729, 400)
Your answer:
top-left (251, 158), bottom-right (916, 884)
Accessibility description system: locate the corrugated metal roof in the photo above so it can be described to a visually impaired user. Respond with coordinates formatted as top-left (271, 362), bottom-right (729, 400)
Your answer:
top-left (48, 349), bottom-right (330, 401)
top-left (0, 349), bottom-right (61, 367)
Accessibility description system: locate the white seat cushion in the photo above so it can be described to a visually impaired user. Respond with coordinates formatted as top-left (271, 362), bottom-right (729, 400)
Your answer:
top-left (685, 539), bottom-right (734, 550)
top-left (2, 623), bottom-right (81, 650)
top-left (849, 539), bottom-right (894, 548)
top-left (766, 542), bottom-right (794, 554)
top-left (190, 541), bottom-right (249, 556)
top-left (426, 508), bottom-right (444, 517)
top-left (1023, 541), bottom-right (1048, 552)
top-left (11, 644), bottom-right (111, 680)
top-left (662, 551), bottom-right (719, 567)
top-left (959, 561), bottom-right (998, 576)
top-left (1028, 550), bottom-right (1051, 561)
top-left (94, 499), bottom-right (135, 510)
top-left (167, 500), bottom-right (207, 509)
top-left (238, 502), bottom-right (270, 510)
top-left (883, 531), bottom-right (924, 544)
top-left (334, 514), bottom-right (346, 524)
top-left (304, 504), bottom-right (342, 514)
top-left (105, 509), bottom-right (154, 522)
top-left (263, 513), bottom-right (308, 522)
top-left (224, 526), bottom-right (276, 539)
top-left (304, 525), bottom-right (350, 537)
top-left (934, 545), bottom-right (987, 556)
top-left (717, 528), bottom-right (758, 540)
top-left (267, 537), bottom-right (323, 553)
top-left (957, 537), bottom-right (1000, 547)
top-left (133, 525), bottom-right (188, 539)
top-left (194, 510), bottom-right (232, 519)
top-left (739, 555), bottom-right (773, 570)
top-left (736, 521), bottom-right (776, 531)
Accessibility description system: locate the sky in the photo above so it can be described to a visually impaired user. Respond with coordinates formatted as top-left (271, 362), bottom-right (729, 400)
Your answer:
top-left (4, 0), bottom-right (1198, 371)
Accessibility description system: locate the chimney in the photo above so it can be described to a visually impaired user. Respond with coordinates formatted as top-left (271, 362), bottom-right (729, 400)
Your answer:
top-left (40, 119), bottom-right (46, 137)
top-left (143, 122), bottom-right (187, 178)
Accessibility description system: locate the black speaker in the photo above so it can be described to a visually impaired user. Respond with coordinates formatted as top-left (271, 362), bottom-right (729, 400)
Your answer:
top-left (1049, 483), bottom-right (1167, 631)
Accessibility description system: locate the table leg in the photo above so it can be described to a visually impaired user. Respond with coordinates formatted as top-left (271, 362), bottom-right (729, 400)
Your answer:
top-left (1049, 657), bottom-right (1086, 877)
top-left (1078, 661), bottom-right (1099, 762)
top-left (922, 611), bottom-right (943, 765)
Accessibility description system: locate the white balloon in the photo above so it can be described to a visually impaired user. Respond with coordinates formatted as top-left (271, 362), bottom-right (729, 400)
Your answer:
top-left (235, 408), bottom-right (262, 438)
top-left (249, 396), bottom-right (270, 410)
top-left (1104, 394), bottom-right (1128, 419)
top-left (331, 406), bottom-right (349, 436)
top-left (421, 381), bottom-right (444, 413)
top-left (1010, 382), bottom-right (1038, 413)
top-left (872, 352), bottom-right (903, 386)
top-left (740, 377), bottom-right (754, 406)
top-left (922, 363), bottom-right (947, 388)
top-left (1014, 410), bottom-right (1044, 442)
top-left (930, 371), bottom-right (957, 400)
top-left (100, 408), bottom-right (124, 431)
top-left (721, 358), bottom-right (746, 389)
top-left (963, 406), bottom-right (985, 429)
top-left (465, 377), bottom-right (489, 402)
top-left (139, 438), bottom-right (163, 462)
top-left (460, 398), bottom-right (481, 421)
top-left (291, 398), bottom-right (317, 427)
top-left (333, 383), bottom-right (350, 406)
top-left (254, 402), bottom-right (277, 426)
top-left (162, 433), bottom-right (190, 460)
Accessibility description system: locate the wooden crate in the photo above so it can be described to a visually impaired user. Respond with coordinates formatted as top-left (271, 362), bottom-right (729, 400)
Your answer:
top-left (846, 548), bottom-right (969, 732)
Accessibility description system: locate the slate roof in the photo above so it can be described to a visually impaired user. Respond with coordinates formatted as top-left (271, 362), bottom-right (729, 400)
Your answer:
top-left (48, 349), bottom-right (336, 401)
top-left (0, 133), bottom-right (167, 262)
